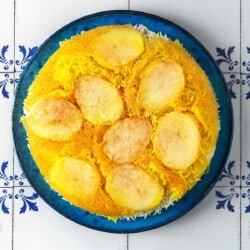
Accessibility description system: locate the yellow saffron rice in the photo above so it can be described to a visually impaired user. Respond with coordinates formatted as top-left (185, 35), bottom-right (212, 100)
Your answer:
top-left (21, 24), bottom-right (219, 220)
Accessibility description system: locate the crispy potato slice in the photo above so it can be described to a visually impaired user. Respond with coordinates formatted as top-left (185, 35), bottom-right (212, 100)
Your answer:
top-left (139, 59), bottom-right (185, 113)
top-left (106, 164), bottom-right (164, 211)
top-left (154, 111), bottom-right (201, 170)
top-left (25, 97), bottom-right (83, 141)
top-left (49, 157), bottom-right (101, 200)
top-left (93, 25), bottom-right (144, 68)
top-left (75, 76), bottom-right (124, 125)
top-left (103, 117), bottom-right (152, 164)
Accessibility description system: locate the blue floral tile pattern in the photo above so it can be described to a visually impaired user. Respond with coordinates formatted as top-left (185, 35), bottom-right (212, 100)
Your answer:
top-left (0, 45), bottom-right (14, 71)
top-left (15, 45), bottom-right (38, 71)
top-left (215, 46), bottom-right (239, 71)
top-left (242, 161), bottom-right (250, 186)
top-left (0, 161), bottom-right (13, 187)
top-left (1, 188), bottom-right (40, 215)
top-left (14, 172), bottom-right (26, 186)
top-left (242, 189), bottom-right (250, 213)
top-left (0, 73), bottom-right (15, 99)
top-left (215, 188), bottom-right (239, 212)
top-left (0, 189), bottom-right (12, 214)
top-left (226, 75), bottom-right (240, 99)
top-left (242, 75), bottom-right (250, 99)
top-left (217, 161), bottom-right (240, 185)
top-left (242, 47), bottom-right (250, 72)
top-left (14, 188), bottom-right (39, 214)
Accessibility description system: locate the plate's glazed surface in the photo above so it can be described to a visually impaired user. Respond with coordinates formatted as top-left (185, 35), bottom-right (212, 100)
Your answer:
top-left (12, 10), bottom-right (233, 233)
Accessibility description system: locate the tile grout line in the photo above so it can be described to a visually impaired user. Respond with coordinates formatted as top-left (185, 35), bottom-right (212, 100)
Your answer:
top-left (11, 183), bottom-right (14, 250)
top-left (127, 233), bottom-right (129, 250)
top-left (239, 71), bottom-right (243, 250)
top-left (128, 0), bottom-right (130, 10)
top-left (13, 185), bottom-right (31, 188)
top-left (0, 71), bottom-right (15, 74)
top-left (0, 186), bottom-right (13, 189)
top-left (239, 0), bottom-right (242, 250)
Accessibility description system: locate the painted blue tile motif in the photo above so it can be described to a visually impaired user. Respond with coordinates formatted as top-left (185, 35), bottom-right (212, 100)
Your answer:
top-left (242, 75), bottom-right (250, 99)
top-left (242, 47), bottom-right (250, 72)
top-left (1, 188), bottom-right (39, 215)
top-left (226, 75), bottom-right (240, 99)
top-left (15, 189), bottom-right (39, 214)
top-left (217, 161), bottom-right (239, 185)
top-left (242, 189), bottom-right (250, 213)
top-left (215, 46), bottom-right (238, 71)
top-left (0, 161), bottom-right (13, 186)
top-left (215, 188), bottom-right (239, 212)
top-left (15, 45), bottom-right (38, 70)
top-left (14, 172), bottom-right (26, 186)
top-left (242, 161), bottom-right (250, 186)
top-left (0, 189), bottom-right (12, 214)
top-left (0, 73), bottom-right (15, 98)
top-left (0, 45), bottom-right (13, 71)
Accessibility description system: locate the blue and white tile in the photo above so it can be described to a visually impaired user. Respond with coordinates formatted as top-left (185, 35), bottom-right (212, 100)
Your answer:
top-left (215, 74), bottom-right (240, 186)
top-left (15, 0), bottom-right (128, 72)
top-left (0, 187), bottom-right (13, 250)
top-left (0, 0), bottom-right (14, 72)
top-left (13, 187), bottom-right (127, 250)
top-left (0, 72), bottom-right (15, 99)
top-left (130, 0), bottom-right (240, 73)
top-left (242, 74), bottom-right (250, 186)
top-left (0, 73), bottom-right (15, 187)
top-left (241, 0), bottom-right (250, 74)
top-left (241, 187), bottom-right (250, 250)
top-left (0, 160), bottom-right (14, 188)
top-left (129, 186), bottom-right (240, 250)
top-left (242, 161), bottom-right (250, 187)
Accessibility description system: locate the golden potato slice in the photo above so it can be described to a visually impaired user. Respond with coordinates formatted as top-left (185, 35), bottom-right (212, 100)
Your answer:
top-left (93, 25), bottom-right (144, 68)
top-left (103, 118), bottom-right (152, 164)
top-left (154, 111), bottom-right (200, 170)
top-left (139, 59), bottom-right (185, 113)
top-left (49, 157), bottom-right (101, 200)
top-left (106, 164), bottom-right (164, 211)
top-left (75, 76), bottom-right (124, 125)
top-left (25, 97), bottom-right (83, 141)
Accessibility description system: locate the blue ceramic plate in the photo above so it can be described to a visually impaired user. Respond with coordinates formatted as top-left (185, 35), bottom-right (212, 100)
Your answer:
top-left (12, 10), bottom-right (233, 233)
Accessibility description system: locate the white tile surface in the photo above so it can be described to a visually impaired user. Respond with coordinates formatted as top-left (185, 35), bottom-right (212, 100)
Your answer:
top-left (216, 74), bottom-right (240, 186)
top-left (129, 187), bottom-right (240, 250)
top-left (130, 0), bottom-right (240, 73)
top-left (0, 187), bottom-right (13, 250)
top-left (13, 187), bottom-right (127, 250)
top-left (242, 0), bottom-right (250, 74)
top-left (0, 0), bottom-right (14, 72)
top-left (242, 187), bottom-right (250, 250)
top-left (15, 0), bottom-right (128, 71)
